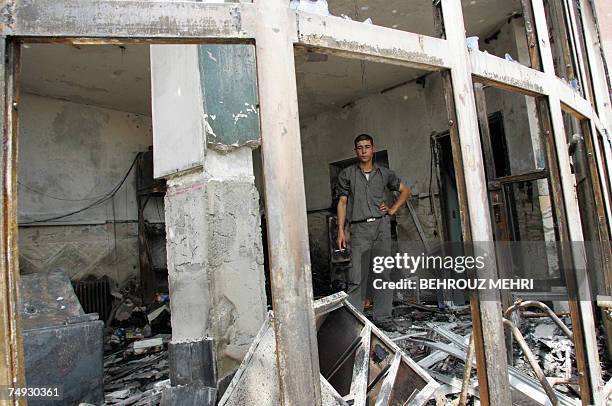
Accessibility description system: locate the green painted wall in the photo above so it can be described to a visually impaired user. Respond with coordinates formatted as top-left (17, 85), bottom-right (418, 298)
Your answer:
top-left (198, 44), bottom-right (260, 151)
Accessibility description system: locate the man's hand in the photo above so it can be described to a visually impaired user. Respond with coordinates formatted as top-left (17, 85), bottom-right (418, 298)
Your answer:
top-left (380, 183), bottom-right (411, 216)
top-left (379, 202), bottom-right (398, 215)
top-left (379, 202), bottom-right (389, 214)
top-left (337, 230), bottom-right (347, 250)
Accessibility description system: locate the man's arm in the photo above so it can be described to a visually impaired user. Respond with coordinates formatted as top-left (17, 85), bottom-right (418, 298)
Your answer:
top-left (337, 196), bottom-right (348, 249)
top-left (380, 182), bottom-right (412, 215)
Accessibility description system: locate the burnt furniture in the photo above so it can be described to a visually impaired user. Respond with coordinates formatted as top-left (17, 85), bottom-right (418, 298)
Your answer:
top-left (20, 270), bottom-right (104, 406)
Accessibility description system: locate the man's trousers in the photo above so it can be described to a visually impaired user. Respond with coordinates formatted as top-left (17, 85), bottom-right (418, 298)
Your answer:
top-left (346, 216), bottom-right (393, 321)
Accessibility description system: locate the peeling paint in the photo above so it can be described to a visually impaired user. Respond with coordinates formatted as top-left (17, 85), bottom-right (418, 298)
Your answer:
top-left (198, 44), bottom-right (260, 151)
top-left (164, 167), bottom-right (265, 380)
top-left (203, 113), bottom-right (218, 138)
top-left (232, 112), bottom-right (248, 124)
top-left (206, 50), bottom-right (217, 62)
top-left (301, 34), bottom-right (446, 68)
top-left (480, 70), bottom-right (544, 94)
top-left (207, 138), bottom-right (260, 154)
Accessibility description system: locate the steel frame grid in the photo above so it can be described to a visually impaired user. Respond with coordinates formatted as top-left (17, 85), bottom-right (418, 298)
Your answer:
top-left (0, 0), bottom-right (609, 404)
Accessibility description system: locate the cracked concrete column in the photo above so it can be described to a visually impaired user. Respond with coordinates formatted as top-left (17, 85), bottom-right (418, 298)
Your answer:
top-left (150, 42), bottom-right (267, 403)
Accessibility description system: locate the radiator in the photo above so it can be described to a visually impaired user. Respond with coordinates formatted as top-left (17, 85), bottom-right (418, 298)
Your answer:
top-left (72, 277), bottom-right (111, 322)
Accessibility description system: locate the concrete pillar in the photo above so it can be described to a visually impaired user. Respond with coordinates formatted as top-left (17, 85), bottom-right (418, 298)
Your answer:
top-left (150, 42), bottom-right (267, 402)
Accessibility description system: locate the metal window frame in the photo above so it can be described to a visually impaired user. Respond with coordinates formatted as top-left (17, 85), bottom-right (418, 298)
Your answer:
top-left (0, 0), bottom-right (609, 404)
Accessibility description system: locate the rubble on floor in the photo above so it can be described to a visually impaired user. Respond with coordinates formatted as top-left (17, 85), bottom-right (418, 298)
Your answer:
top-left (104, 349), bottom-right (170, 406)
top-left (103, 282), bottom-right (171, 406)
top-left (516, 318), bottom-right (574, 384)
top-left (98, 286), bottom-right (607, 406)
top-left (377, 300), bottom-right (589, 405)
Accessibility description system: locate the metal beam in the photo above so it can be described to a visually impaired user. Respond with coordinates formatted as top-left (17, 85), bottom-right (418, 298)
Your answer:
top-left (439, 1), bottom-right (512, 405)
top-left (295, 11), bottom-right (451, 70)
top-left (347, 325), bottom-right (371, 406)
top-left (577, 0), bottom-right (612, 128)
top-left (557, 77), bottom-right (593, 119)
top-left (540, 91), bottom-right (599, 406)
top-left (576, 0), bottom-right (612, 226)
top-left (531, 1), bottom-right (604, 403)
top-left (0, 36), bottom-right (24, 404)
top-left (468, 49), bottom-right (610, 135)
top-left (254, 1), bottom-right (321, 405)
top-left (566, 0), bottom-right (612, 391)
top-left (548, 0), bottom-right (577, 82)
top-left (2, 0), bottom-right (257, 40)
top-left (563, 0), bottom-right (612, 297)
top-left (584, 121), bottom-right (612, 232)
top-left (431, 4), bottom-right (489, 400)
top-left (602, 135), bottom-right (612, 214)
top-left (373, 352), bottom-right (400, 406)
top-left (520, 0), bottom-right (543, 70)
top-left (562, 0), bottom-right (595, 107)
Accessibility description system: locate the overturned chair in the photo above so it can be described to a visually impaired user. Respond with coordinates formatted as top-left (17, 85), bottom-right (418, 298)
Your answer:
top-left (219, 292), bottom-right (439, 405)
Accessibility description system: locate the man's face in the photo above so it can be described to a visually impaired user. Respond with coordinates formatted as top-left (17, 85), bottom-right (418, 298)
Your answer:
top-left (354, 140), bottom-right (374, 163)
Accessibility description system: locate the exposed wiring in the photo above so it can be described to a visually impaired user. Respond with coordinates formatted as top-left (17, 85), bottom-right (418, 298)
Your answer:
top-left (111, 192), bottom-right (119, 283)
top-left (18, 181), bottom-right (109, 202)
top-left (19, 153), bottom-right (141, 225)
top-left (155, 197), bottom-right (164, 223)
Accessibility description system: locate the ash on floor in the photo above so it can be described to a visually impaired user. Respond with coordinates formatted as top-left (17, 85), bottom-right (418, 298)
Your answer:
top-left (103, 336), bottom-right (171, 406)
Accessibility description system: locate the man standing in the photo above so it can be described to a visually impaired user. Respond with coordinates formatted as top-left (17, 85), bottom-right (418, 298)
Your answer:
top-left (336, 134), bottom-right (411, 329)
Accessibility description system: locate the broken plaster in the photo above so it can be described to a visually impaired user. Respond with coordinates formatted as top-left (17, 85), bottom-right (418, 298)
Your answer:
top-left (301, 34), bottom-right (446, 68)
top-left (207, 138), bottom-right (261, 154)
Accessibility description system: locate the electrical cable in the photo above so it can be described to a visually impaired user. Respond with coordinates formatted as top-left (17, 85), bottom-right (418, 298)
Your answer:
top-left (18, 181), bottom-right (109, 202)
top-left (155, 198), bottom-right (163, 222)
top-left (19, 153), bottom-right (141, 225)
top-left (111, 192), bottom-right (119, 283)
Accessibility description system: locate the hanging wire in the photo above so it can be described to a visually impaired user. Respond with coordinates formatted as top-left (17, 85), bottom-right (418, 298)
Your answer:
top-left (18, 181), bottom-right (110, 202)
top-left (19, 153), bottom-right (141, 225)
top-left (155, 198), bottom-right (163, 223)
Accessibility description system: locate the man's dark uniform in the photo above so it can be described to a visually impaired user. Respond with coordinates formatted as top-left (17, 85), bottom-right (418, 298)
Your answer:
top-left (336, 163), bottom-right (400, 322)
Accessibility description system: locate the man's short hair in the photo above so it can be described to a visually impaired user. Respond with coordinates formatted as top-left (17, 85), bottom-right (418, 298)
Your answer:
top-left (354, 133), bottom-right (374, 147)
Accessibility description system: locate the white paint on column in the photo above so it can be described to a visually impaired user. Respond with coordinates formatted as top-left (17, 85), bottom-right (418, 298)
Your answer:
top-left (151, 45), bottom-right (206, 178)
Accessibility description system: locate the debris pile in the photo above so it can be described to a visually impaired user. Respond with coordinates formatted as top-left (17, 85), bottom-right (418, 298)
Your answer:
top-left (518, 318), bottom-right (574, 383)
top-left (104, 350), bottom-right (170, 406)
top-left (97, 286), bottom-right (607, 406)
top-left (103, 282), bottom-right (171, 405)
top-left (374, 301), bottom-right (587, 405)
